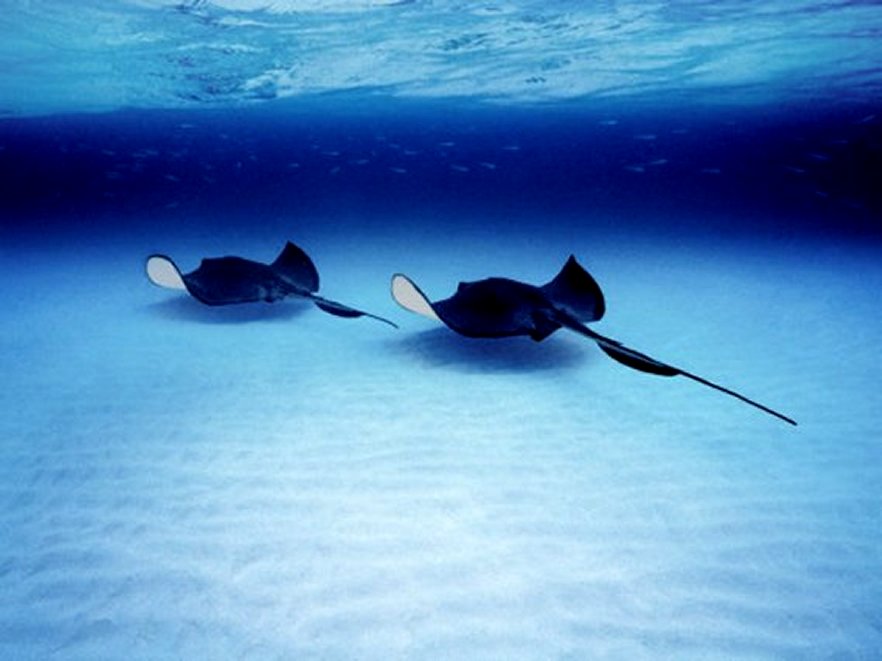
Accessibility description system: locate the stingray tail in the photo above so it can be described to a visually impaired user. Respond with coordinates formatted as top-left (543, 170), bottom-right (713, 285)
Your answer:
top-left (560, 316), bottom-right (797, 426)
top-left (308, 294), bottom-right (398, 328)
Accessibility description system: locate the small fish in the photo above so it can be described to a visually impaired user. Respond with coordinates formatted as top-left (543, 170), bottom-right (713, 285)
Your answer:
top-left (132, 148), bottom-right (159, 158)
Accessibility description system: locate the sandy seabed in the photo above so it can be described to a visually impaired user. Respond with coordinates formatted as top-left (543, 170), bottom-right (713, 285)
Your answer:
top-left (1, 221), bottom-right (880, 659)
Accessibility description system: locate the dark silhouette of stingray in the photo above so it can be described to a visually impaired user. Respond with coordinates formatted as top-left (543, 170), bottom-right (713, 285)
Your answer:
top-left (146, 241), bottom-right (397, 328)
top-left (392, 256), bottom-right (796, 425)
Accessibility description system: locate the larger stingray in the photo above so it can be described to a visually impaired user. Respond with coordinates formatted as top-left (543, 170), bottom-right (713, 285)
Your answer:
top-left (392, 256), bottom-right (796, 425)
top-left (147, 241), bottom-right (397, 327)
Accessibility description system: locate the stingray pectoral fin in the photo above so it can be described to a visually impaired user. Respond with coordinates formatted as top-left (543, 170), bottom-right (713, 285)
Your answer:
top-left (271, 241), bottom-right (320, 293)
top-left (146, 254), bottom-right (187, 290)
top-left (391, 274), bottom-right (440, 321)
top-left (311, 295), bottom-right (398, 328)
top-left (540, 255), bottom-right (605, 322)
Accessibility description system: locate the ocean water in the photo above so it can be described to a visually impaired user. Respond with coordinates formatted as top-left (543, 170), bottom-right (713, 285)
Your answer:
top-left (2, 1), bottom-right (882, 659)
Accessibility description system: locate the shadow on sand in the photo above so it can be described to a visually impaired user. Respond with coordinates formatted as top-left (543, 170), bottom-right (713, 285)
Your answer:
top-left (145, 296), bottom-right (311, 324)
top-left (389, 327), bottom-right (592, 374)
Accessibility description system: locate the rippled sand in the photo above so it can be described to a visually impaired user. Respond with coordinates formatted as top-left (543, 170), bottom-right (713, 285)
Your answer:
top-left (1, 228), bottom-right (880, 659)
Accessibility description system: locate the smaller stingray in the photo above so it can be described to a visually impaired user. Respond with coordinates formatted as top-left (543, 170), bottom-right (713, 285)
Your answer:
top-left (147, 241), bottom-right (397, 327)
top-left (392, 256), bottom-right (796, 425)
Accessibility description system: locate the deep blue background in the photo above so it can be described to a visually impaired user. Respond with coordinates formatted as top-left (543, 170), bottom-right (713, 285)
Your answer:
top-left (2, 96), bottom-right (880, 240)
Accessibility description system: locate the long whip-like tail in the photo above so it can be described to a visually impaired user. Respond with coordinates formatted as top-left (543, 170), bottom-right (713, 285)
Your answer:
top-left (561, 318), bottom-right (797, 426)
top-left (306, 292), bottom-right (399, 328)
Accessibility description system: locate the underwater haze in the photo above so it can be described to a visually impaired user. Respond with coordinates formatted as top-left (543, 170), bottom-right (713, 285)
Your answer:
top-left (2, 1), bottom-right (882, 659)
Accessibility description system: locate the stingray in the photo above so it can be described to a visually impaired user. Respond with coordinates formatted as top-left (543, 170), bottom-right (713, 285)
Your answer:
top-left (392, 256), bottom-right (796, 425)
top-left (146, 241), bottom-right (397, 327)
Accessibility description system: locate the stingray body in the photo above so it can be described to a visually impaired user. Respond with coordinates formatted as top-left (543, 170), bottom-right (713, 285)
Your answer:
top-left (392, 256), bottom-right (796, 425)
top-left (147, 241), bottom-right (396, 327)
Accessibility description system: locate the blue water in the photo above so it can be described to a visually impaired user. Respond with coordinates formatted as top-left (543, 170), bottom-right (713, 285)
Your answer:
top-left (2, 2), bottom-right (882, 659)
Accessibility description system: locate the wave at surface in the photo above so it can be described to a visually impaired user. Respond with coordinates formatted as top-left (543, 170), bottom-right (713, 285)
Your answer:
top-left (1, 0), bottom-right (881, 116)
